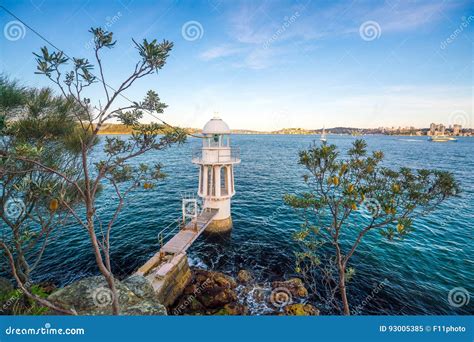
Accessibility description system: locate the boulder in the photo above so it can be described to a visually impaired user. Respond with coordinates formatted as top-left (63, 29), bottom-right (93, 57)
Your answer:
top-left (193, 269), bottom-right (236, 289)
top-left (283, 303), bottom-right (319, 316)
top-left (172, 268), bottom-right (240, 314)
top-left (48, 276), bottom-right (166, 315)
top-left (172, 295), bottom-right (205, 315)
top-left (214, 303), bottom-right (248, 315)
top-left (272, 278), bottom-right (308, 299)
top-left (237, 270), bottom-right (253, 284)
top-left (122, 275), bottom-right (155, 300)
top-left (121, 301), bottom-right (167, 315)
top-left (199, 287), bottom-right (237, 308)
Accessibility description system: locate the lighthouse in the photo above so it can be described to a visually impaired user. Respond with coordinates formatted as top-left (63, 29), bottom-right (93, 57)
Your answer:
top-left (192, 117), bottom-right (240, 234)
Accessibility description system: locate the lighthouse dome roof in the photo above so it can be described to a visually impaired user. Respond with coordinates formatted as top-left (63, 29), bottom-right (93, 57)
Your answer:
top-left (202, 117), bottom-right (231, 134)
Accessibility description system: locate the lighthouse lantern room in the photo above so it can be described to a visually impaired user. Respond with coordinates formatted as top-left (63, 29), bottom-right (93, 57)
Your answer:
top-left (192, 117), bottom-right (240, 233)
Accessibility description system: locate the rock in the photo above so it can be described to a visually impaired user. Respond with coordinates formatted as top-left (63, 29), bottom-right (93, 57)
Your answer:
top-left (0, 277), bottom-right (14, 296)
top-left (193, 269), bottom-right (236, 289)
top-left (272, 278), bottom-right (308, 299)
top-left (283, 303), bottom-right (319, 316)
top-left (214, 303), bottom-right (248, 315)
top-left (121, 300), bottom-right (167, 315)
top-left (199, 288), bottom-right (237, 308)
top-left (213, 273), bottom-right (237, 289)
top-left (183, 284), bottom-right (197, 295)
top-left (172, 268), bottom-right (240, 315)
top-left (122, 275), bottom-right (155, 300)
top-left (190, 269), bottom-right (238, 308)
top-left (48, 276), bottom-right (166, 315)
top-left (172, 295), bottom-right (205, 315)
top-left (0, 277), bottom-right (14, 315)
top-left (37, 281), bottom-right (57, 294)
top-left (237, 270), bottom-right (253, 284)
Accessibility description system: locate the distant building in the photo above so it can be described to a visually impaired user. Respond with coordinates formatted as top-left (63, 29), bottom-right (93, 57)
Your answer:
top-left (453, 124), bottom-right (462, 136)
top-left (429, 123), bottom-right (446, 136)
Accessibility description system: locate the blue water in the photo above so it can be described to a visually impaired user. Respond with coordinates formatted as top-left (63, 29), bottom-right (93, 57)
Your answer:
top-left (20, 135), bottom-right (474, 315)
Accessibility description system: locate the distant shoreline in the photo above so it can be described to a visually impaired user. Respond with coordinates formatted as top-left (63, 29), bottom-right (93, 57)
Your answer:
top-left (96, 124), bottom-right (472, 137)
top-left (97, 132), bottom-right (473, 137)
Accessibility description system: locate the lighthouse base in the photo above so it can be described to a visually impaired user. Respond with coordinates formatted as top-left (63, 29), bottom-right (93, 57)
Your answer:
top-left (205, 216), bottom-right (233, 234)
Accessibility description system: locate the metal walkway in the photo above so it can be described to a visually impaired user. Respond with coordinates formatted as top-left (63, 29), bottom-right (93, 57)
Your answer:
top-left (160, 208), bottom-right (218, 254)
top-left (136, 208), bottom-right (218, 277)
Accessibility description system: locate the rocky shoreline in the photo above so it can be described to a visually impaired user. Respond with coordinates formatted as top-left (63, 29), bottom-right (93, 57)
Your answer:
top-left (0, 268), bottom-right (319, 316)
top-left (171, 268), bottom-right (319, 316)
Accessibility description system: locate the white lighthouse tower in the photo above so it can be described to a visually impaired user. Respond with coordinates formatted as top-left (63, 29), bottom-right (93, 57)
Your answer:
top-left (192, 117), bottom-right (240, 233)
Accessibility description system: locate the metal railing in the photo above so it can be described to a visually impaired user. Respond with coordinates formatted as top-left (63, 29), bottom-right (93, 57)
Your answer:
top-left (192, 147), bottom-right (240, 164)
top-left (157, 217), bottom-right (181, 249)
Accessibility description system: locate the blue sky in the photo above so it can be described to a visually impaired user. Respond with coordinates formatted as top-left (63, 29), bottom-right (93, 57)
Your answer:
top-left (0, 0), bottom-right (472, 130)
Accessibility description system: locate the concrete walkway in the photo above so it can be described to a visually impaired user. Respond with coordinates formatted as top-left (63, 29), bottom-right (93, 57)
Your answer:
top-left (161, 208), bottom-right (219, 254)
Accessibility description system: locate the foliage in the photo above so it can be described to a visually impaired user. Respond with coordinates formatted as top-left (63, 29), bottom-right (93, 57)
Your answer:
top-left (4, 27), bottom-right (186, 315)
top-left (0, 284), bottom-right (50, 315)
top-left (0, 76), bottom-right (85, 293)
top-left (284, 140), bottom-right (459, 315)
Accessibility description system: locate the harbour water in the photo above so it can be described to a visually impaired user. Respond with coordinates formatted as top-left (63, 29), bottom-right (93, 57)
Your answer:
top-left (25, 135), bottom-right (474, 315)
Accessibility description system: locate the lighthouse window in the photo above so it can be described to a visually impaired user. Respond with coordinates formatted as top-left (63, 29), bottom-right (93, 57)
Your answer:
top-left (211, 167), bottom-right (216, 196)
top-left (207, 166), bottom-right (213, 196)
top-left (199, 166), bottom-right (204, 194)
top-left (220, 166), bottom-right (228, 195)
top-left (221, 135), bottom-right (229, 147)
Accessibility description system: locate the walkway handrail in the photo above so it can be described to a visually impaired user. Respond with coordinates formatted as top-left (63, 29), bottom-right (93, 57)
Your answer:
top-left (156, 217), bottom-right (181, 247)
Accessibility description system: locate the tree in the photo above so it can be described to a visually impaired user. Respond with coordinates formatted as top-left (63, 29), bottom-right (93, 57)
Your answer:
top-left (1, 28), bottom-right (186, 315)
top-left (0, 76), bottom-right (84, 314)
top-left (284, 140), bottom-right (459, 315)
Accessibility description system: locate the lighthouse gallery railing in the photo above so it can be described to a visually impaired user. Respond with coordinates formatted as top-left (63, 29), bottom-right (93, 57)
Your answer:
top-left (192, 147), bottom-right (240, 164)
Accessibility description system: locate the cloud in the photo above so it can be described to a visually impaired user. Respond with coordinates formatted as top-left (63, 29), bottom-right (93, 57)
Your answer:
top-left (200, 1), bottom-right (460, 70)
top-left (366, 1), bottom-right (450, 32)
top-left (199, 45), bottom-right (245, 61)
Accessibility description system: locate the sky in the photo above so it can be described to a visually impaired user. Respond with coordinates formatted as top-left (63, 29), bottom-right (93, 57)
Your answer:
top-left (0, 0), bottom-right (472, 130)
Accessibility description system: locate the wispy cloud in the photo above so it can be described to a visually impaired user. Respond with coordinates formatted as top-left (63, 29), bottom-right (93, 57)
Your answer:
top-left (198, 0), bottom-right (460, 70)
top-left (199, 45), bottom-right (245, 61)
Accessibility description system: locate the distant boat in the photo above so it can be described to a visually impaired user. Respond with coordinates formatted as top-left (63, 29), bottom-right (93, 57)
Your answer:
top-left (320, 127), bottom-right (327, 142)
top-left (428, 135), bottom-right (457, 142)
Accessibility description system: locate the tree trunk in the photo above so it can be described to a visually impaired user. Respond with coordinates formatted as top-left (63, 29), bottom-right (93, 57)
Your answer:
top-left (82, 145), bottom-right (120, 315)
top-left (338, 261), bottom-right (350, 315)
top-left (104, 273), bottom-right (120, 315)
top-left (87, 217), bottom-right (120, 315)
